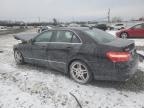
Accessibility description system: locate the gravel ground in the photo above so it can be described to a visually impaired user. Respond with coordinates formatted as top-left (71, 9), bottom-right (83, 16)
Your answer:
top-left (0, 30), bottom-right (144, 108)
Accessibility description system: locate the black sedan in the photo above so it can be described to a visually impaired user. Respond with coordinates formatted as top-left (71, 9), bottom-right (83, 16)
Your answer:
top-left (13, 27), bottom-right (138, 84)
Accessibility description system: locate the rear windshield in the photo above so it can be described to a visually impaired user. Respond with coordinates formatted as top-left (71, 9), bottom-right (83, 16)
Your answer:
top-left (84, 29), bottom-right (116, 43)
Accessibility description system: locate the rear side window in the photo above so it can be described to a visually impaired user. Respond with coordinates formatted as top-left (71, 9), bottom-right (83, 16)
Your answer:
top-left (71, 34), bottom-right (81, 43)
top-left (52, 30), bottom-right (81, 43)
top-left (84, 29), bottom-right (116, 43)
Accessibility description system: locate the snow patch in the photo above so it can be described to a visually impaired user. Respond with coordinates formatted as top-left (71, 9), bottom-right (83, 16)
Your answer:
top-left (0, 29), bottom-right (144, 108)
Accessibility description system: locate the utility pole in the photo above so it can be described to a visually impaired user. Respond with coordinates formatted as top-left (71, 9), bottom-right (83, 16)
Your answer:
top-left (108, 8), bottom-right (110, 23)
top-left (38, 17), bottom-right (40, 23)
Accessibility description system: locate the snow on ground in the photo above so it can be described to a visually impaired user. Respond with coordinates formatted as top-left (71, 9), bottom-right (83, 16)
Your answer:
top-left (0, 29), bottom-right (144, 108)
top-left (106, 30), bottom-right (117, 36)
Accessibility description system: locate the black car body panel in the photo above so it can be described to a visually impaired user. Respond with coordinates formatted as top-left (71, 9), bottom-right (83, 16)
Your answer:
top-left (13, 27), bottom-right (138, 81)
top-left (104, 38), bottom-right (134, 48)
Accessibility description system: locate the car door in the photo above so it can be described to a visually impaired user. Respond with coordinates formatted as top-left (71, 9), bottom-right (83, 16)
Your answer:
top-left (19, 42), bottom-right (33, 59)
top-left (47, 30), bottom-right (82, 72)
top-left (30, 31), bottom-right (53, 65)
top-left (130, 24), bottom-right (144, 37)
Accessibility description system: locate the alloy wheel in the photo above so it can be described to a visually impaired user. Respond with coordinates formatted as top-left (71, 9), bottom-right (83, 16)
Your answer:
top-left (121, 32), bottom-right (128, 39)
top-left (14, 50), bottom-right (23, 64)
top-left (70, 61), bottom-right (91, 84)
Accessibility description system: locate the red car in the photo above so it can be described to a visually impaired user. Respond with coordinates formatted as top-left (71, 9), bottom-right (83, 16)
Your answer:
top-left (116, 23), bottom-right (144, 38)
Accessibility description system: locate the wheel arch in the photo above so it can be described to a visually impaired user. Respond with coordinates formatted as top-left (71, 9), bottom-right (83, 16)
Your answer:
top-left (13, 46), bottom-right (23, 56)
top-left (13, 47), bottom-right (18, 51)
top-left (67, 57), bottom-right (94, 83)
top-left (14, 48), bottom-right (25, 64)
top-left (13, 45), bottom-right (20, 52)
top-left (66, 57), bottom-right (92, 77)
top-left (120, 31), bottom-right (129, 38)
top-left (13, 48), bottom-right (23, 56)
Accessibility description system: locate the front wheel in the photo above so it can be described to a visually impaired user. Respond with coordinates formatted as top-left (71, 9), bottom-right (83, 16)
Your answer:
top-left (120, 32), bottom-right (128, 39)
top-left (14, 50), bottom-right (24, 64)
top-left (69, 61), bottom-right (92, 84)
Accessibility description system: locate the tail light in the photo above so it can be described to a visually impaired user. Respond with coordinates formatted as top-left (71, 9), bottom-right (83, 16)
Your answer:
top-left (106, 52), bottom-right (131, 62)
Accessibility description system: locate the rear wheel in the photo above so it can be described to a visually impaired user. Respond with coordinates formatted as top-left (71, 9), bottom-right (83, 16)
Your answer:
top-left (14, 50), bottom-right (24, 64)
top-left (69, 61), bottom-right (92, 84)
top-left (120, 32), bottom-right (128, 39)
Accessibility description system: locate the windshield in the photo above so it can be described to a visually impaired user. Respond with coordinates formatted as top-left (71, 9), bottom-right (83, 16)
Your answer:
top-left (84, 29), bottom-right (116, 43)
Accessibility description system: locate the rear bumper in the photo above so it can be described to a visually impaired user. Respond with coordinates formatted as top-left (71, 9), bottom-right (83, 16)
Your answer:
top-left (88, 54), bottom-right (139, 81)
top-left (115, 55), bottom-right (139, 81)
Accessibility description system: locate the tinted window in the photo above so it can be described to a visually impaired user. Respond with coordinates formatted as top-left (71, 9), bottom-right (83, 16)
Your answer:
top-left (84, 29), bottom-right (116, 43)
top-left (52, 30), bottom-right (80, 43)
top-left (142, 24), bottom-right (144, 29)
top-left (133, 24), bottom-right (143, 29)
top-left (34, 31), bottom-right (52, 42)
top-left (72, 34), bottom-right (81, 43)
top-left (115, 24), bottom-right (124, 26)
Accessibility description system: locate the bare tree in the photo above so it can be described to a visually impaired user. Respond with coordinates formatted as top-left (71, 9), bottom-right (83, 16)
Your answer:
top-left (53, 18), bottom-right (58, 26)
top-left (139, 17), bottom-right (144, 21)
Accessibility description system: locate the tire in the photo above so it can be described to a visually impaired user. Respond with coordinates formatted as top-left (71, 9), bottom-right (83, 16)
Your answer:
top-left (14, 50), bottom-right (24, 65)
top-left (69, 60), bottom-right (92, 84)
top-left (120, 32), bottom-right (128, 39)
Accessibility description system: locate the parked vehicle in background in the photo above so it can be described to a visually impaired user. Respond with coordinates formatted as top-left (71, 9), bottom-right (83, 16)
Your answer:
top-left (107, 25), bottom-right (114, 30)
top-left (13, 27), bottom-right (138, 84)
top-left (94, 24), bottom-right (108, 31)
top-left (59, 24), bottom-right (67, 27)
top-left (116, 23), bottom-right (144, 38)
top-left (68, 23), bottom-right (80, 27)
top-left (112, 23), bottom-right (126, 30)
top-left (0, 26), bottom-right (7, 31)
top-left (38, 26), bottom-right (52, 33)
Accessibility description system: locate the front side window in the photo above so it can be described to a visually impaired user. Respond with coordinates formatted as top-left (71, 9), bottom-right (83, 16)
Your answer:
top-left (34, 31), bottom-right (53, 42)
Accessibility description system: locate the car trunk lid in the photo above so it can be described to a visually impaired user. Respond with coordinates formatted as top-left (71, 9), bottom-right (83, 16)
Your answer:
top-left (103, 38), bottom-right (135, 52)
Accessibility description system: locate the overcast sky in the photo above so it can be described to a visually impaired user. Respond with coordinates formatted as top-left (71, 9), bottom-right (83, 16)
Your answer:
top-left (0, 0), bottom-right (143, 22)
